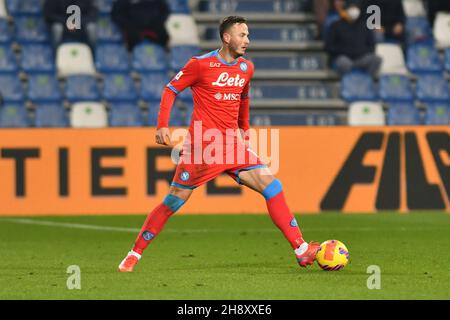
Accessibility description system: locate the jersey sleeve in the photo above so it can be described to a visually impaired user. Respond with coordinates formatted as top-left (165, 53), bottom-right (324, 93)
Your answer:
top-left (238, 62), bottom-right (254, 136)
top-left (166, 58), bottom-right (200, 95)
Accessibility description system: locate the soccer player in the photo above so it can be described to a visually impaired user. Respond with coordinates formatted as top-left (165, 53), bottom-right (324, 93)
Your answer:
top-left (119, 16), bottom-right (320, 272)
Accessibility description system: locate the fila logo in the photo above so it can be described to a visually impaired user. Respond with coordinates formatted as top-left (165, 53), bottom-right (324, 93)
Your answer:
top-left (212, 72), bottom-right (246, 87)
top-left (214, 93), bottom-right (240, 101)
top-left (210, 62), bottom-right (221, 68)
top-left (321, 131), bottom-right (450, 211)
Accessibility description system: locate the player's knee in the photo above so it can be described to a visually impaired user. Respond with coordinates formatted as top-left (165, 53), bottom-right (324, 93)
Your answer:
top-left (168, 186), bottom-right (192, 202)
top-left (261, 179), bottom-right (283, 200)
top-left (163, 194), bottom-right (186, 213)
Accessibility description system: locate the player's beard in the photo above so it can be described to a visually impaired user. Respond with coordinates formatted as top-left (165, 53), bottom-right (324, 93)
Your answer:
top-left (229, 42), bottom-right (244, 58)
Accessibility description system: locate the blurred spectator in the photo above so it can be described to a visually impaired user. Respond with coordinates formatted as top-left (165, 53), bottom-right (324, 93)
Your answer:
top-left (426, 0), bottom-right (450, 25)
top-left (325, 2), bottom-right (382, 77)
top-left (314, 0), bottom-right (346, 39)
top-left (111, 0), bottom-right (171, 51)
top-left (44, 0), bottom-right (98, 48)
top-left (361, 0), bottom-right (406, 43)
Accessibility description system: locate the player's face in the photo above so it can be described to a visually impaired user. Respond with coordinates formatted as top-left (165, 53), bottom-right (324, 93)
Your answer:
top-left (226, 23), bottom-right (250, 57)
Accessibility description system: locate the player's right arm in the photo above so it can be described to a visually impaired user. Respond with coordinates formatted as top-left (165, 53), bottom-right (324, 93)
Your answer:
top-left (156, 58), bottom-right (200, 145)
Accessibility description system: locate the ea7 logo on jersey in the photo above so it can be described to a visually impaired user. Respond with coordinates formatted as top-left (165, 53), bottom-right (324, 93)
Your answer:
top-left (210, 62), bottom-right (221, 68)
top-left (212, 72), bottom-right (246, 87)
top-left (174, 71), bottom-right (183, 81)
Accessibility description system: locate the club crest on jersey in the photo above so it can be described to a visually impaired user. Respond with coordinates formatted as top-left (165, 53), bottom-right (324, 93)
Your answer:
top-left (240, 62), bottom-right (248, 72)
top-left (180, 171), bottom-right (190, 181)
top-left (142, 231), bottom-right (154, 241)
top-left (212, 72), bottom-right (246, 87)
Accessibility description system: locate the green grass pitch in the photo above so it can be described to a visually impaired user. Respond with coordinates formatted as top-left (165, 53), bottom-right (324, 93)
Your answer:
top-left (0, 213), bottom-right (449, 300)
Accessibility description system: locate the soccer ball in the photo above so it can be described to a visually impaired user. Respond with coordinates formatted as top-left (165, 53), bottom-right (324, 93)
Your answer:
top-left (316, 240), bottom-right (349, 271)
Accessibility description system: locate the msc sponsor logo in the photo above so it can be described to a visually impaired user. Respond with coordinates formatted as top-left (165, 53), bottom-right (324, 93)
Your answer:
top-left (212, 72), bottom-right (246, 87)
top-left (214, 93), bottom-right (240, 101)
top-left (321, 131), bottom-right (450, 211)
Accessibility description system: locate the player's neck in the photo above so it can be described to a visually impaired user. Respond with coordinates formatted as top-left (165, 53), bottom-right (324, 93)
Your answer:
top-left (218, 47), bottom-right (238, 64)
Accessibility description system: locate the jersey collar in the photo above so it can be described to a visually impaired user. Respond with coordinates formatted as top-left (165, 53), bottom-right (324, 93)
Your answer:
top-left (214, 49), bottom-right (239, 66)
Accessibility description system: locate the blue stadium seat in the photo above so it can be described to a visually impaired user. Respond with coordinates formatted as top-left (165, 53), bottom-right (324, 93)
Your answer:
top-left (445, 48), bottom-right (450, 73)
top-left (20, 44), bottom-right (55, 73)
top-left (379, 75), bottom-right (414, 102)
top-left (199, 0), bottom-right (308, 13)
top-left (109, 102), bottom-right (144, 127)
top-left (341, 72), bottom-right (378, 102)
top-left (139, 72), bottom-right (168, 102)
top-left (405, 16), bottom-right (433, 45)
top-left (102, 73), bottom-right (138, 102)
top-left (132, 42), bottom-right (168, 72)
top-left (424, 102), bottom-right (450, 125)
top-left (147, 101), bottom-right (186, 126)
top-left (95, 0), bottom-right (114, 15)
top-left (0, 103), bottom-right (29, 127)
top-left (0, 45), bottom-right (18, 73)
top-left (0, 74), bottom-right (24, 102)
top-left (65, 75), bottom-right (100, 102)
top-left (205, 25), bottom-right (315, 42)
top-left (416, 74), bottom-right (450, 102)
top-left (0, 19), bottom-right (13, 44)
top-left (250, 83), bottom-right (333, 100)
top-left (15, 17), bottom-right (49, 43)
top-left (96, 16), bottom-right (122, 44)
top-left (387, 102), bottom-right (422, 125)
top-left (95, 44), bottom-right (130, 73)
top-left (170, 45), bottom-right (201, 71)
top-left (6, 0), bottom-right (42, 16)
top-left (27, 74), bottom-right (62, 102)
top-left (34, 102), bottom-right (68, 127)
top-left (407, 44), bottom-right (442, 74)
top-left (167, 0), bottom-right (191, 14)
top-left (251, 54), bottom-right (324, 71)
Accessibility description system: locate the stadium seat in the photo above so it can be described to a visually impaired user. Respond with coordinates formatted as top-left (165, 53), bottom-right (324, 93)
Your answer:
top-left (407, 44), bottom-right (442, 74)
top-left (445, 48), bottom-right (450, 73)
top-left (148, 101), bottom-right (185, 126)
top-left (0, 103), bottom-right (29, 127)
top-left (416, 74), bottom-right (450, 102)
top-left (199, 0), bottom-right (307, 13)
top-left (15, 17), bottom-right (49, 43)
top-left (95, 43), bottom-right (130, 73)
top-left (376, 43), bottom-right (408, 75)
top-left (347, 101), bottom-right (385, 126)
top-left (0, 18), bottom-right (13, 43)
top-left (96, 16), bottom-right (122, 44)
top-left (0, 45), bottom-right (18, 73)
top-left (167, 0), bottom-right (191, 14)
top-left (27, 74), bottom-right (62, 102)
top-left (402, 0), bottom-right (426, 17)
top-left (405, 16), bottom-right (432, 44)
top-left (139, 72), bottom-right (168, 102)
top-left (56, 43), bottom-right (96, 77)
top-left (20, 44), bottom-right (55, 73)
top-left (102, 73), bottom-right (138, 102)
top-left (170, 45), bottom-right (201, 71)
top-left (341, 72), bottom-right (378, 102)
top-left (132, 42), bottom-right (168, 72)
top-left (386, 102), bottom-right (421, 125)
top-left (70, 102), bottom-right (108, 128)
top-left (64, 75), bottom-right (100, 103)
top-left (424, 102), bottom-right (450, 125)
top-left (109, 102), bottom-right (143, 127)
top-left (379, 75), bottom-right (414, 102)
top-left (433, 12), bottom-right (450, 48)
top-left (5, 0), bottom-right (42, 16)
top-left (34, 102), bottom-right (68, 128)
top-left (0, 0), bottom-right (7, 18)
top-left (0, 74), bottom-right (24, 102)
top-left (165, 14), bottom-right (200, 46)
top-left (95, 0), bottom-right (114, 15)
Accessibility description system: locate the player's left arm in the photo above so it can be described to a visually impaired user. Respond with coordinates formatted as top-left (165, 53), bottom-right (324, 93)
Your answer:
top-left (238, 62), bottom-right (254, 144)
